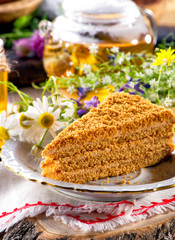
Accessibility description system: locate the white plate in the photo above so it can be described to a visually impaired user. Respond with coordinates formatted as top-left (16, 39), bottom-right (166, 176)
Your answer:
top-left (1, 139), bottom-right (175, 201)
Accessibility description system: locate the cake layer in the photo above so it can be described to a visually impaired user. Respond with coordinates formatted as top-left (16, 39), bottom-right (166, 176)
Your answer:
top-left (41, 135), bottom-right (174, 179)
top-left (44, 122), bottom-right (174, 159)
top-left (42, 144), bottom-right (173, 184)
top-left (41, 92), bottom-right (175, 184)
top-left (42, 93), bottom-right (175, 159)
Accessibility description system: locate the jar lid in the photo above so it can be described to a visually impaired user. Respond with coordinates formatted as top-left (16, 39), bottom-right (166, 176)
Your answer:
top-left (62, 0), bottom-right (140, 24)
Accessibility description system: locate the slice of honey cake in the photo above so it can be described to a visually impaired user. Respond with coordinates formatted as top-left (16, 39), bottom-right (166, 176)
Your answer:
top-left (41, 92), bottom-right (175, 184)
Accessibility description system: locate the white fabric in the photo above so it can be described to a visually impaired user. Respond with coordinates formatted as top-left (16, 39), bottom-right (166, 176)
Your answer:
top-left (0, 162), bottom-right (175, 233)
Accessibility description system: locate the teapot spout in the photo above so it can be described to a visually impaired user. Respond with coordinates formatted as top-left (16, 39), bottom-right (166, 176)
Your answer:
top-left (39, 20), bottom-right (53, 42)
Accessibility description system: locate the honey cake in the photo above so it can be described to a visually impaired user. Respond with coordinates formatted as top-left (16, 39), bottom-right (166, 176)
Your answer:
top-left (41, 92), bottom-right (175, 184)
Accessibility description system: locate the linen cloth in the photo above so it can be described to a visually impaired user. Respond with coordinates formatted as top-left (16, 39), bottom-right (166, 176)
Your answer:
top-left (0, 162), bottom-right (175, 233)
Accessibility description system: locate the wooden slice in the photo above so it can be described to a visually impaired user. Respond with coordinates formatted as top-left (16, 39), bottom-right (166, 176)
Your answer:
top-left (1, 211), bottom-right (175, 239)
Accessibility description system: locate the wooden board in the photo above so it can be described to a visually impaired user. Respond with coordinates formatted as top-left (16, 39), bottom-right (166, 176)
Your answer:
top-left (1, 211), bottom-right (175, 239)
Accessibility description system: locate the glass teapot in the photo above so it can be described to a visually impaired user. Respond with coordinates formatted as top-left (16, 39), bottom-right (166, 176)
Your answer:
top-left (39, 0), bottom-right (157, 77)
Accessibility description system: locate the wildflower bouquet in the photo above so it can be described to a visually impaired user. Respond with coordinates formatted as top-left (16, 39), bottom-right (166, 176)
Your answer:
top-left (50, 45), bottom-right (175, 114)
top-left (0, 80), bottom-right (77, 152)
top-left (0, 45), bottom-right (175, 151)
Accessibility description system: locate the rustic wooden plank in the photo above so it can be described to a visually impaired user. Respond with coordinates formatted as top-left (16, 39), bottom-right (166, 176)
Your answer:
top-left (1, 211), bottom-right (175, 240)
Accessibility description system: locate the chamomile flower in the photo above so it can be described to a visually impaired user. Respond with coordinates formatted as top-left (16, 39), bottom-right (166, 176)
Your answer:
top-left (163, 97), bottom-right (173, 107)
top-left (24, 96), bottom-right (63, 138)
top-left (60, 101), bottom-right (75, 119)
top-left (0, 111), bottom-right (22, 141)
top-left (52, 93), bottom-right (68, 107)
top-left (88, 43), bottom-right (99, 55)
top-left (20, 120), bottom-right (46, 144)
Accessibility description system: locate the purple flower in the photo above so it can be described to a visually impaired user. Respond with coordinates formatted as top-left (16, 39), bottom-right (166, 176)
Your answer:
top-left (134, 83), bottom-right (145, 94)
top-left (84, 96), bottom-right (100, 109)
top-left (108, 53), bottom-right (117, 66)
top-left (77, 87), bottom-right (90, 100)
top-left (118, 78), bottom-right (150, 95)
top-left (77, 108), bottom-right (87, 116)
top-left (13, 38), bottom-right (33, 58)
top-left (30, 30), bottom-right (44, 59)
top-left (71, 98), bottom-right (82, 107)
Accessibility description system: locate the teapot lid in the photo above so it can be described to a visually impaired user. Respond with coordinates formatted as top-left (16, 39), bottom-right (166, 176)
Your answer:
top-left (62, 0), bottom-right (141, 24)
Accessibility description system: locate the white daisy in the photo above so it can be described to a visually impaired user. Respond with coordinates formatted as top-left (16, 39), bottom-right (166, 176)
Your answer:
top-left (135, 72), bottom-right (145, 78)
top-left (164, 97), bottom-right (173, 107)
top-left (117, 53), bottom-right (125, 65)
top-left (145, 68), bottom-right (153, 76)
top-left (167, 78), bottom-right (175, 88)
top-left (166, 69), bottom-right (173, 76)
top-left (67, 85), bottom-right (76, 94)
top-left (111, 46), bottom-right (119, 54)
top-left (24, 96), bottom-right (63, 139)
top-left (60, 101), bottom-right (75, 119)
top-left (118, 57), bottom-right (124, 65)
top-left (149, 78), bottom-right (159, 89)
top-left (82, 64), bottom-right (92, 75)
top-left (52, 94), bottom-right (68, 107)
top-left (0, 111), bottom-right (22, 141)
top-left (86, 72), bottom-right (96, 81)
top-left (88, 43), bottom-right (99, 55)
top-left (102, 75), bottom-right (112, 85)
top-left (20, 120), bottom-right (46, 144)
top-left (142, 62), bottom-right (150, 69)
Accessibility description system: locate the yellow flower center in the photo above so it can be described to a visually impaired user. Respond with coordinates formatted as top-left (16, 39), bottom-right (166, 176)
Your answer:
top-left (38, 112), bottom-right (54, 129)
top-left (0, 126), bottom-right (10, 141)
top-left (19, 113), bottom-right (32, 129)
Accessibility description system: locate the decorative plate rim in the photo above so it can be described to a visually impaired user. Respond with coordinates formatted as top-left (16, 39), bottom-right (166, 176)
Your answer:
top-left (1, 138), bottom-right (175, 195)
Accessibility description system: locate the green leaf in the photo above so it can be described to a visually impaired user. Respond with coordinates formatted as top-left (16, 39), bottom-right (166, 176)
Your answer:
top-left (13, 15), bottom-right (33, 30)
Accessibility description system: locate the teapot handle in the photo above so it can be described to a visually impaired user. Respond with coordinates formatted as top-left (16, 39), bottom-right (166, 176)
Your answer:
top-left (141, 8), bottom-right (157, 45)
top-left (38, 20), bottom-right (53, 42)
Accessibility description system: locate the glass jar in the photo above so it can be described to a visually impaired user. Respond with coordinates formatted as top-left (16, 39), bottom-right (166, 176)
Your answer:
top-left (0, 39), bottom-right (9, 113)
top-left (39, 0), bottom-right (157, 77)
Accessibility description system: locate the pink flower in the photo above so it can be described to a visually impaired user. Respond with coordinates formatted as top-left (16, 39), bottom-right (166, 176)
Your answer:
top-left (13, 38), bottom-right (33, 58)
top-left (30, 30), bottom-right (44, 59)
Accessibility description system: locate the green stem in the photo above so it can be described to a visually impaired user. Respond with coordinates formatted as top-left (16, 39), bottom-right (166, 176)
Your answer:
top-left (53, 76), bottom-right (59, 94)
top-left (156, 65), bottom-right (163, 104)
top-left (0, 32), bottom-right (32, 39)
top-left (37, 128), bottom-right (49, 148)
